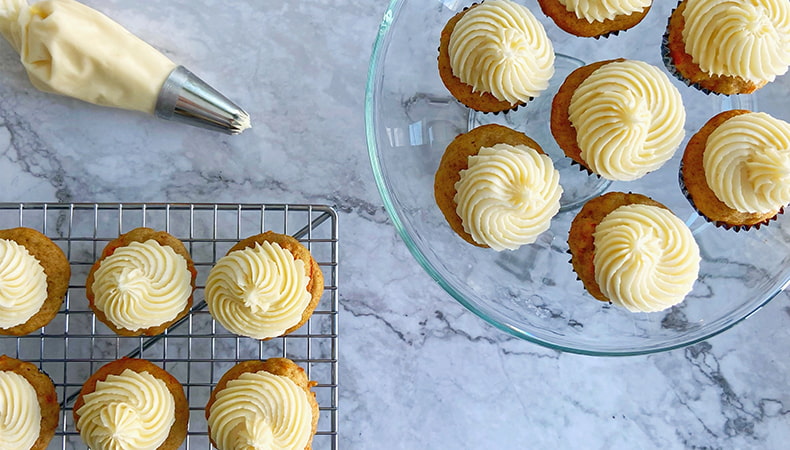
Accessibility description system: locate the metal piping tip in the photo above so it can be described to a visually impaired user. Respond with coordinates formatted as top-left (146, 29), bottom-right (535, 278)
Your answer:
top-left (155, 66), bottom-right (251, 135)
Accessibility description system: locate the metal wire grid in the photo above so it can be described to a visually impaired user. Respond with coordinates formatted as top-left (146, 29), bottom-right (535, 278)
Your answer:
top-left (0, 203), bottom-right (339, 450)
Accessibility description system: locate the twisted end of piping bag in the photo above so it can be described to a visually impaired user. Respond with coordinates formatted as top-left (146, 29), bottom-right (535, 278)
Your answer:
top-left (155, 66), bottom-right (251, 135)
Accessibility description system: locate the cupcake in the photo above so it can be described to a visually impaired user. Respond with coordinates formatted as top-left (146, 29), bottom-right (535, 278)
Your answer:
top-left (662, 0), bottom-right (790, 95)
top-left (434, 123), bottom-right (563, 251)
top-left (551, 58), bottom-right (686, 181)
top-left (437, 0), bottom-right (555, 113)
top-left (206, 358), bottom-right (319, 450)
top-left (0, 355), bottom-right (59, 450)
top-left (568, 192), bottom-right (700, 312)
top-left (680, 110), bottom-right (790, 230)
top-left (205, 231), bottom-right (324, 340)
top-left (537, 0), bottom-right (652, 38)
top-left (73, 358), bottom-right (189, 450)
top-left (0, 227), bottom-right (70, 336)
top-left (86, 227), bottom-right (196, 336)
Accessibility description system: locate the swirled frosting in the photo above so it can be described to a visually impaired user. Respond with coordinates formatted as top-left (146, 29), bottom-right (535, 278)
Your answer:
top-left (454, 143), bottom-right (563, 251)
top-left (448, 0), bottom-right (555, 103)
top-left (0, 238), bottom-right (48, 329)
top-left (569, 60), bottom-right (686, 181)
top-left (91, 240), bottom-right (191, 332)
top-left (208, 371), bottom-right (313, 450)
top-left (205, 241), bottom-right (311, 339)
top-left (682, 0), bottom-right (790, 82)
top-left (703, 112), bottom-right (790, 214)
top-left (0, 370), bottom-right (41, 449)
top-left (76, 369), bottom-right (175, 450)
top-left (593, 204), bottom-right (700, 313)
top-left (557, 0), bottom-right (651, 23)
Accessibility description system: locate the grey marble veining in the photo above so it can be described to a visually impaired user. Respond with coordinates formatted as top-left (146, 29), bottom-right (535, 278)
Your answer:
top-left (1, 0), bottom-right (789, 449)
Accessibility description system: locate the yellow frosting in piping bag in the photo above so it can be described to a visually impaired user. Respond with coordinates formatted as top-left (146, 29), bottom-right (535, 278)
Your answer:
top-left (0, 0), bottom-right (176, 114)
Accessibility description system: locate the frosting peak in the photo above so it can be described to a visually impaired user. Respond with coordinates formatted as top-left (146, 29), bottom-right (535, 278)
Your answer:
top-left (76, 369), bottom-right (175, 450)
top-left (448, 0), bottom-right (555, 103)
top-left (593, 204), bottom-right (700, 313)
top-left (682, 0), bottom-right (790, 82)
top-left (208, 371), bottom-right (313, 450)
top-left (454, 143), bottom-right (562, 251)
top-left (703, 112), bottom-right (790, 214)
top-left (205, 241), bottom-right (312, 339)
top-left (569, 60), bottom-right (686, 181)
top-left (557, 0), bottom-right (651, 23)
top-left (91, 239), bottom-right (192, 332)
top-left (0, 370), bottom-right (41, 449)
top-left (0, 238), bottom-right (48, 329)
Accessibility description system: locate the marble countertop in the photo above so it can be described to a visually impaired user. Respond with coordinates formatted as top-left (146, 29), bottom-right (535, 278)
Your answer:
top-left (1, 0), bottom-right (788, 448)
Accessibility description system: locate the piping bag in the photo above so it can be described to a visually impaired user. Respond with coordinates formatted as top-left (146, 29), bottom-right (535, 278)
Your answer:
top-left (0, 0), bottom-right (250, 134)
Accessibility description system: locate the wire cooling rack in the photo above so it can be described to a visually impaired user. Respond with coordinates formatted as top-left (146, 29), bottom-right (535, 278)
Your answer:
top-left (0, 203), bottom-right (339, 450)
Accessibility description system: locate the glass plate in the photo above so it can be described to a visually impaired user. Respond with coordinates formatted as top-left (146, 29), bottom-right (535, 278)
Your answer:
top-left (365, 0), bottom-right (790, 356)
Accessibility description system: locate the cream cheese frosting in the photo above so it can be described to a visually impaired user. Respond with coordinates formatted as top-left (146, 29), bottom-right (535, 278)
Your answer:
top-left (448, 0), bottom-right (555, 104)
top-left (682, 0), bottom-right (790, 82)
top-left (75, 368), bottom-right (175, 450)
top-left (0, 370), bottom-right (41, 449)
top-left (557, 0), bottom-right (651, 23)
top-left (0, 0), bottom-right (177, 113)
top-left (569, 60), bottom-right (686, 181)
top-left (593, 204), bottom-right (700, 313)
top-left (454, 143), bottom-right (563, 251)
top-left (208, 370), bottom-right (313, 450)
top-left (0, 238), bottom-right (48, 329)
top-left (703, 112), bottom-right (790, 214)
top-left (91, 239), bottom-right (191, 332)
top-left (205, 241), bottom-right (311, 340)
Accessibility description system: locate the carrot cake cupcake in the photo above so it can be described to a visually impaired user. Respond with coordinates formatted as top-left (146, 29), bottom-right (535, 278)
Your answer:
top-left (434, 124), bottom-right (563, 251)
top-left (86, 227), bottom-right (196, 336)
top-left (438, 0), bottom-right (555, 113)
top-left (537, 0), bottom-right (652, 38)
top-left (551, 58), bottom-right (686, 181)
top-left (568, 192), bottom-right (700, 312)
top-left (205, 231), bottom-right (324, 340)
top-left (662, 0), bottom-right (790, 95)
top-left (73, 358), bottom-right (188, 450)
top-left (0, 227), bottom-right (70, 336)
top-left (680, 110), bottom-right (790, 230)
top-left (206, 358), bottom-right (319, 450)
top-left (0, 355), bottom-right (59, 450)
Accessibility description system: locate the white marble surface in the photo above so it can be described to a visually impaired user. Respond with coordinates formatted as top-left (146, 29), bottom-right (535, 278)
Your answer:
top-left (1, 0), bottom-right (789, 449)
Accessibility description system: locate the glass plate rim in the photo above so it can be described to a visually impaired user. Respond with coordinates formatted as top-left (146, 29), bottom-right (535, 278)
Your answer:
top-left (364, 0), bottom-right (787, 356)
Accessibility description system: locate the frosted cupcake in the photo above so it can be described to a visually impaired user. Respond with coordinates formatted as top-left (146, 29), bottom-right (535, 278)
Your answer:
top-left (438, 0), bottom-right (555, 113)
top-left (680, 110), bottom-right (790, 230)
top-left (568, 192), bottom-right (700, 312)
top-left (205, 231), bottom-right (324, 340)
top-left (206, 358), bottom-right (319, 450)
top-left (551, 59), bottom-right (686, 181)
top-left (0, 227), bottom-right (70, 336)
top-left (434, 124), bottom-right (563, 251)
top-left (73, 358), bottom-right (189, 450)
top-left (86, 228), bottom-right (196, 336)
top-left (662, 0), bottom-right (790, 95)
top-left (0, 355), bottom-right (59, 450)
top-left (537, 0), bottom-right (652, 38)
